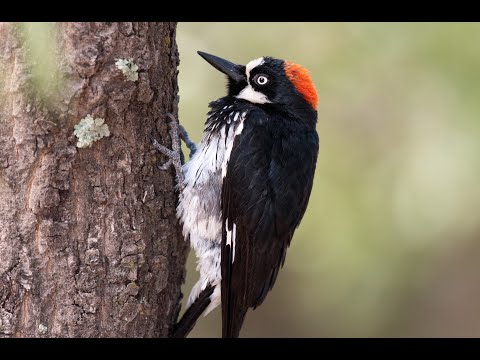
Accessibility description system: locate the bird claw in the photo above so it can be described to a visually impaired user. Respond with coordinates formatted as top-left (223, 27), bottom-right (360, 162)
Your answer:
top-left (163, 113), bottom-right (197, 158)
top-left (150, 117), bottom-right (184, 188)
top-left (151, 113), bottom-right (197, 190)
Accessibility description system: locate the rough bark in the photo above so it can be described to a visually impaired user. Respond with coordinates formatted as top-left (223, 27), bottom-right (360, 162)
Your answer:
top-left (0, 22), bottom-right (187, 337)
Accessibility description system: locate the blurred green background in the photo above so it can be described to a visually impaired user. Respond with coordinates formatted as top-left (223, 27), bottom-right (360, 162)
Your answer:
top-left (177, 22), bottom-right (480, 337)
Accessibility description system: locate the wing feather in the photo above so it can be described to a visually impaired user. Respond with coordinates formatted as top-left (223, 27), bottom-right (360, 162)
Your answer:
top-left (221, 109), bottom-right (318, 337)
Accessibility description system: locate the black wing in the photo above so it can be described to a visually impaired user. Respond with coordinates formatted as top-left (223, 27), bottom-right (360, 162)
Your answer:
top-left (221, 110), bottom-right (319, 337)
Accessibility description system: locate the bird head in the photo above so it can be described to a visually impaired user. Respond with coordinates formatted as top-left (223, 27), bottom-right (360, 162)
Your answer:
top-left (198, 51), bottom-right (318, 115)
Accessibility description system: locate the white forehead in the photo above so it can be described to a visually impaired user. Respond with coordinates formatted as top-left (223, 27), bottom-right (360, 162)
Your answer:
top-left (245, 57), bottom-right (265, 81)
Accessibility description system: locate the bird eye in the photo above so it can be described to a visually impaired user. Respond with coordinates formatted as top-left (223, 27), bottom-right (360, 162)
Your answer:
top-left (254, 74), bottom-right (269, 86)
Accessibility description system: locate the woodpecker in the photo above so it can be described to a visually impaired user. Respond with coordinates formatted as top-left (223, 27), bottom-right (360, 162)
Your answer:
top-left (152, 51), bottom-right (319, 338)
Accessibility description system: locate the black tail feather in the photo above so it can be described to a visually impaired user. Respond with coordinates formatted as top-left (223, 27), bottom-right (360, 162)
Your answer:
top-left (223, 309), bottom-right (247, 338)
top-left (170, 285), bottom-right (214, 338)
top-left (221, 243), bottom-right (248, 338)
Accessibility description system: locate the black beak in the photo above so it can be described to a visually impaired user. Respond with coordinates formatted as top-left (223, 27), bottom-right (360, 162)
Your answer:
top-left (197, 51), bottom-right (245, 82)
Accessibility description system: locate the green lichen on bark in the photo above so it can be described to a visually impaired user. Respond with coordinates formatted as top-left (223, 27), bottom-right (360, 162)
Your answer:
top-left (73, 114), bottom-right (110, 148)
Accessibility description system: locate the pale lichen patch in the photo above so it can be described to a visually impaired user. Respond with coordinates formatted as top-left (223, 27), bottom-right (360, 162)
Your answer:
top-left (73, 114), bottom-right (110, 148)
top-left (38, 323), bottom-right (48, 334)
top-left (115, 58), bottom-right (139, 82)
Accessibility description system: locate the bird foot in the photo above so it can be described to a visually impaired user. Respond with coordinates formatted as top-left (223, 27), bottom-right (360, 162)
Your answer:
top-left (151, 113), bottom-right (196, 190)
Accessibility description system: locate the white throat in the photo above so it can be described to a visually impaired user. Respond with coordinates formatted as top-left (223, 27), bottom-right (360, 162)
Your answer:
top-left (236, 85), bottom-right (271, 104)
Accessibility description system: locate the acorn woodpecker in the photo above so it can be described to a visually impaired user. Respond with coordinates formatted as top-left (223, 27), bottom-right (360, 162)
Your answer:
top-left (152, 51), bottom-right (319, 338)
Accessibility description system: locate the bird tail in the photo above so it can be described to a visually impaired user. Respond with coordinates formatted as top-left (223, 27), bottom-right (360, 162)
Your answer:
top-left (170, 284), bottom-right (214, 338)
top-left (222, 308), bottom-right (247, 338)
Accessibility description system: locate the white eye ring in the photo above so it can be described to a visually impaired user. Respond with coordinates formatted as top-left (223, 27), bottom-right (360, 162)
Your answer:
top-left (255, 75), bottom-right (268, 85)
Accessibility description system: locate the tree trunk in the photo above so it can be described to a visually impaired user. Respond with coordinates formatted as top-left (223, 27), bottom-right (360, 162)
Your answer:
top-left (0, 22), bottom-right (187, 337)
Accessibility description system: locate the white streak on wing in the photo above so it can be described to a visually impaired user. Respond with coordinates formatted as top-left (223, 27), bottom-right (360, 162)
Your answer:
top-left (226, 218), bottom-right (232, 245)
top-left (245, 57), bottom-right (265, 81)
top-left (231, 223), bottom-right (236, 262)
top-left (222, 113), bottom-right (245, 178)
top-left (225, 221), bottom-right (237, 263)
top-left (236, 85), bottom-right (271, 104)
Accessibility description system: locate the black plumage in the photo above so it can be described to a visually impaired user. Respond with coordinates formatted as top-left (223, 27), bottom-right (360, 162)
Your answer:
top-left (220, 104), bottom-right (318, 337)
